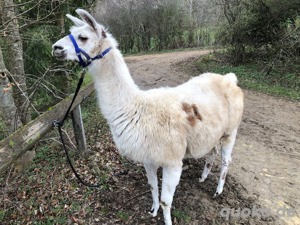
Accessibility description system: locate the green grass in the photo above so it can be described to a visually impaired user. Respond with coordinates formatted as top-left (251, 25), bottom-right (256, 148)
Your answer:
top-left (123, 46), bottom-right (210, 57)
top-left (116, 211), bottom-right (130, 221)
top-left (189, 53), bottom-right (300, 100)
top-left (172, 209), bottom-right (191, 222)
top-left (0, 210), bottom-right (5, 221)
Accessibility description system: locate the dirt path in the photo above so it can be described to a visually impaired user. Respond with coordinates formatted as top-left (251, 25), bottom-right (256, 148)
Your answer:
top-left (125, 50), bottom-right (300, 225)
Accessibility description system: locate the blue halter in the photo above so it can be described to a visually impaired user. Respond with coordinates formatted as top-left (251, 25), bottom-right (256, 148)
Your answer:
top-left (68, 34), bottom-right (111, 68)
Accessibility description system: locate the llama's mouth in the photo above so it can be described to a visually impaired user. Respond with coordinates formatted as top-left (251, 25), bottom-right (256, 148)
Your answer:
top-left (53, 50), bottom-right (67, 61)
top-left (55, 55), bottom-right (66, 61)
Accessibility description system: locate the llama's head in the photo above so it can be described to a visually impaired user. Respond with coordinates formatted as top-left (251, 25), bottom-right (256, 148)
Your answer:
top-left (52, 9), bottom-right (112, 67)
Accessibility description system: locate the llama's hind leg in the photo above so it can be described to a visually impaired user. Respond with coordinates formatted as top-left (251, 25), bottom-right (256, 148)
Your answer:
top-left (214, 129), bottom-right (237, 197)
top-left (199, 147), bottom-right (217, 182)
top-left (144, 163), bottom-right (160, 217)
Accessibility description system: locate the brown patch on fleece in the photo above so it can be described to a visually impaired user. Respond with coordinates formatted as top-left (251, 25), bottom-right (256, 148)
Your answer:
top-left (182, 102), bottom-right (202, 127)
top-left (192, 104), bottom-right (202, 121)
top-left (182, 102), bottom-right (192, 113)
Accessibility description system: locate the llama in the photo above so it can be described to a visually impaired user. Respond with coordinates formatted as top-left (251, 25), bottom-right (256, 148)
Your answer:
top-left (52, 9), bottom-right (244, 225)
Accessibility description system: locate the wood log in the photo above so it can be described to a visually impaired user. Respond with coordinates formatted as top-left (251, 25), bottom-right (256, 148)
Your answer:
top-left (0, 83), bottom-right (94, 174)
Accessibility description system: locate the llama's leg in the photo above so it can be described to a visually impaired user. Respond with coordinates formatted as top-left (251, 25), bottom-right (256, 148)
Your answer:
top-left (161, 165), bottom-right (182, 225)
top-left (214, 129), bottom-right (237, 197)
top-left (199, 147), bottom-right (217, 182)
top-left (144, 163), bottom-right (160, 217)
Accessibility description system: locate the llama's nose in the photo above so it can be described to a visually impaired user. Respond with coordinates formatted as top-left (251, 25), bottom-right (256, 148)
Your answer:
top-left (53, 45), bottom-right (64, 51)
top-left (52, 44), bottom-right (65, 58)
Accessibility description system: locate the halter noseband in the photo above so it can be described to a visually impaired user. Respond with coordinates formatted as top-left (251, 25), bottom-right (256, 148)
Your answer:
top-left (68, 34), bottom-right (111, 68)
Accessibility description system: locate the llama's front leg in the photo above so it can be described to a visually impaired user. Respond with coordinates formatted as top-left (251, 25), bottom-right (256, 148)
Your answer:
top-left (144, 163), bottom-right (160, 217)
top-left (161, 165), bottom-right (182, 225)
top-left (199, 147), bottom-right (217, 182)
top-left (214, 129), bottom-right (237, 197)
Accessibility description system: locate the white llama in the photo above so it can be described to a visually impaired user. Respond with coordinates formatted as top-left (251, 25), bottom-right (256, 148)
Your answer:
top-left (52, 9), bottom-right (244, 225)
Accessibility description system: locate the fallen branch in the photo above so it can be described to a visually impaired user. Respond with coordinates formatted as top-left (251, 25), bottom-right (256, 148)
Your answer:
top-left (0, 83), bottom-right (94, 174)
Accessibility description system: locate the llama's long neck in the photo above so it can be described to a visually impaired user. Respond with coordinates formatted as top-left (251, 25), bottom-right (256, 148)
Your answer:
top-left (88, 40), bottom-right (140, 122)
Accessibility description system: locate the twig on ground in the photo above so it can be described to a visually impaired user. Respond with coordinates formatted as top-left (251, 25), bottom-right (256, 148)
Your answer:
top-left (123, 190), bottom-right (151, 205)
top-left (62, 129), bottom-right (76, 149)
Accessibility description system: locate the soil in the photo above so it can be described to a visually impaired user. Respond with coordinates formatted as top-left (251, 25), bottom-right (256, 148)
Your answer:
top-left (123, 50), bottom-right (300, 225)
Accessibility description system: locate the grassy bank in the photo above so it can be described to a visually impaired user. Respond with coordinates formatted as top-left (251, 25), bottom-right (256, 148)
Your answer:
top-left (184, 53), bottom-right (300, 100)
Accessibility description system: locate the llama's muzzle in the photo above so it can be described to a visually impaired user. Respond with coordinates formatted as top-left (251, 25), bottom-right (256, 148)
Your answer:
top-left (52, 45), bottom-right (66, 60)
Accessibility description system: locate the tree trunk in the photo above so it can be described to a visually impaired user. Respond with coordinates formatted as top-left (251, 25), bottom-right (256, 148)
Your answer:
top-left (0, 40), bottom-right (34, 180)
top-left (2, 0), bottom-right (31, 125)
top-left (0, 46), bottom-right (21, 136)
top-left (1, 0), bottom-right (34, 179)
top-left (55, 2), bottom-right (71, 95)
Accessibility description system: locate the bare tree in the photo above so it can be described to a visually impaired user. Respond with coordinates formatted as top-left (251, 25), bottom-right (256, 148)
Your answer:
top-left (2, 0), bottom-right (31, 125)
top-left (94, 0), bottom-right (221, 52)
top-left (1, 0), bottom-right (36, 179)
top-left (0, 46), bottom-right (21, 136)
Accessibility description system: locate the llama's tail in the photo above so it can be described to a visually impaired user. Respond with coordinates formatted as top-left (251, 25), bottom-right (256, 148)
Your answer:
top-left (225, 72), bottom-right (238, 84)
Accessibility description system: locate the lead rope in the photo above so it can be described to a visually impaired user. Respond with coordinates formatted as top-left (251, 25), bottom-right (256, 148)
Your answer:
top-left (53, 69), bottom-right (101, 188)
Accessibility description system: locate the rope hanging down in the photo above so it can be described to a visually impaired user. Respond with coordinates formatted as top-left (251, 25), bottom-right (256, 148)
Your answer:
top-left (53, 69), bottom-right (101, 188)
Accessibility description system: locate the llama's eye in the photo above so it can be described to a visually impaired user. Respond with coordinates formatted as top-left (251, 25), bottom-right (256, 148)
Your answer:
top-left (78, 35), bottom-right (88, 42)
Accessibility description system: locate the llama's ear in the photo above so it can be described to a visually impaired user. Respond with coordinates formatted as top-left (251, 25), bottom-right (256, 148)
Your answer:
top-left (76, 9), bottom-right (98, 32)
top-left (66, 14), bottom-right (85, 27)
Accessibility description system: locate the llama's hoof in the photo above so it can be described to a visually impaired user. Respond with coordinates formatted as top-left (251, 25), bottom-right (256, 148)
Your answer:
top-left (213, 192), bottom-right (220, 198)
top-left (199, 177), bottom-right (206, 183)
top-left (149, 203), bottom-right (159, 217)
top-left (149, 209), bottom-right (158, 217)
